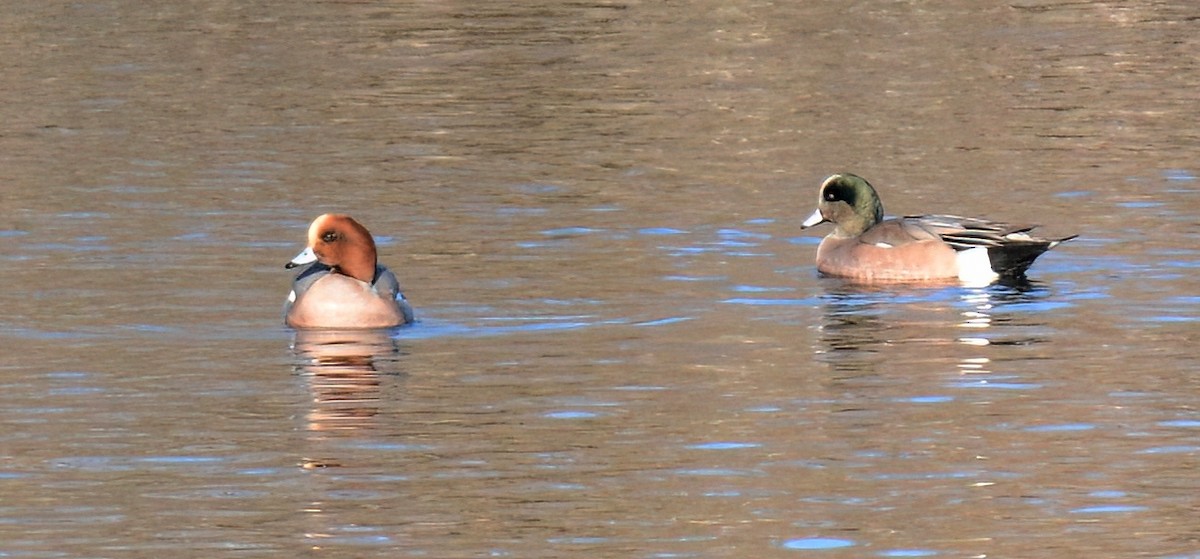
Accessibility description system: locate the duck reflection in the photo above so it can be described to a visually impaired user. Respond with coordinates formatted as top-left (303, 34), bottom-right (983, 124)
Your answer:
top-left (291, 328), bottom-right (406, 435)
top-left (954, 279), bottom-right (1055, 375)
top-left (815, 277), bottom-right (1054, 376)
top-left (814, 286), bottom-right (893, 374)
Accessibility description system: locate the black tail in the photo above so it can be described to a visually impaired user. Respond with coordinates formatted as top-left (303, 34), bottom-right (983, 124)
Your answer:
top-left (987, 235), bottom-right (1077, 278)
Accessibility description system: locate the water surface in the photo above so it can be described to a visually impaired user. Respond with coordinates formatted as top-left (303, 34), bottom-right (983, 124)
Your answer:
top-left (1, 1), bottom-right (1197, 558)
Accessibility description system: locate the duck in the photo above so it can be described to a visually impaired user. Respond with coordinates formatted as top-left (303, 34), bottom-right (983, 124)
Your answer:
top-left (284, 214), bottom-right (414, 328)
top-left (799, 173), bottom-right (1076, 283)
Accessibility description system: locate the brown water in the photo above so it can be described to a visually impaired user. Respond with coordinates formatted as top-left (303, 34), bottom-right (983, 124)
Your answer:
top-left (2, 1), bottom-right (1198, 557)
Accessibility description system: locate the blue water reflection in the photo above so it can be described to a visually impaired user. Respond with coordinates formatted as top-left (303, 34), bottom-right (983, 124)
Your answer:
top-left (781, 537), bottom-right (856, 550)
top-left (686, 442), bottom-right (763, 450)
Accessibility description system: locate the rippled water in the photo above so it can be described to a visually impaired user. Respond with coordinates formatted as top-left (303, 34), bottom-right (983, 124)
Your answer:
top-left (2, 1), bottom-right (1198, 557)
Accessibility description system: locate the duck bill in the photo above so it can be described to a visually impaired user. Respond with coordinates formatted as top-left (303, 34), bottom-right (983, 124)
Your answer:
top-left (285, 246), bottom-right (318, 269)
top-left (800, 208), bottom-right (827, 229)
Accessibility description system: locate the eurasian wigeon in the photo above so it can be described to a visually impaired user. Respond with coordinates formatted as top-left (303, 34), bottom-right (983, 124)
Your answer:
top-left (284, 214), bottom-right (414, 328)
top-left (800, 173), bottom-right (1076, 283)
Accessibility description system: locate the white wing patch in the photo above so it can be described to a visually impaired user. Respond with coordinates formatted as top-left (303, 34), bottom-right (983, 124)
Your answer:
top-left (287, 290), bottom-right (297, 303)
top-left (873, 242), bottom-right (894, 248)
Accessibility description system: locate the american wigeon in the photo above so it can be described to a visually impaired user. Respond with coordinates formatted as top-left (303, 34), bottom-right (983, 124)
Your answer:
top-left (800, 173), bottom-right (1076, 283)
top-left (284, 214), bottom-right (414, 328)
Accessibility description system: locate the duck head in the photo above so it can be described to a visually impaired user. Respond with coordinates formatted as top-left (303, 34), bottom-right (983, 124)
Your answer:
top-left (800, 173), bottom-right (885, 238)
top-left (286, 213), bottom-right (379, 284)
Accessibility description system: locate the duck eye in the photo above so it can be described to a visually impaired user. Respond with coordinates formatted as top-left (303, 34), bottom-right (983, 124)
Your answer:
top-left (322, 232), bottom-right (338, 243)
top-left (823, 183), bottom-right (854, 204)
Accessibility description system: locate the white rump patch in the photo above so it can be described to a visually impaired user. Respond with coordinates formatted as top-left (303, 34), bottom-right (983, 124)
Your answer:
top-left (956, 247), bottom-right (998, 286)
top-left (287, 290), bottom-right (297, 303)
top-left (873, 242), bottom-right (893, 248)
